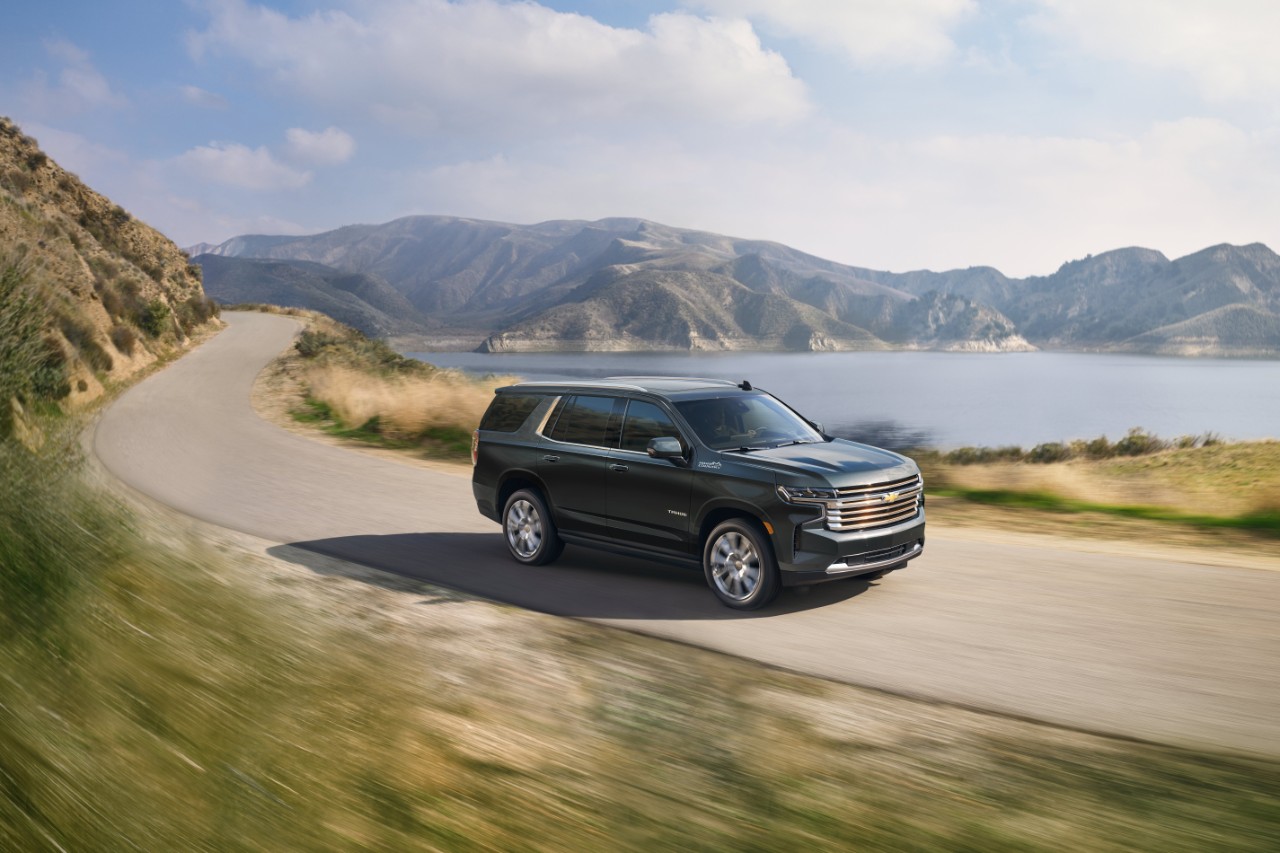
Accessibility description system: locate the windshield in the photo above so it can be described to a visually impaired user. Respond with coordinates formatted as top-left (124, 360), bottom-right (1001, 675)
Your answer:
top-left (675, 394), bottom-right (823, 450)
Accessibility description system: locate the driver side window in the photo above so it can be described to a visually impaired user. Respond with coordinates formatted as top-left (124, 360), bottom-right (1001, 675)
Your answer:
top-left (619, 400), bottom-right (683, 453)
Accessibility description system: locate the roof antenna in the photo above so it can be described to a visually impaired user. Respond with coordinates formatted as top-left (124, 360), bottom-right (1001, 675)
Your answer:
top-left (739, 380), bottom-right (752, 391)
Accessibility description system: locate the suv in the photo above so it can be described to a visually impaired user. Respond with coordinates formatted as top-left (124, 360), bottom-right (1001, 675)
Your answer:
top-left (471, 377), bottom-right (925, 609)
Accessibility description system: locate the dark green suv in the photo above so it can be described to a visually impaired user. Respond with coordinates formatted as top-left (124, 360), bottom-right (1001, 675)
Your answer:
top-left (471, 377), bottom-right (924, 609)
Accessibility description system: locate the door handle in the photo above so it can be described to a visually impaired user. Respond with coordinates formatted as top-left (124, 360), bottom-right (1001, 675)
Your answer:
top-left (542, 455), bottom-right (560, 463)
top-left (609, 463), bottom-right (629, 472)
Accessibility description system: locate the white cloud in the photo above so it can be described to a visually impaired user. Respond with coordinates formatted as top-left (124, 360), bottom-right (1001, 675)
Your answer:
top-left (22, 39), bottom-right (127, 116)
top-left (285, 126), bottom-right (356, 165)
top-left (188, 0), bottom-right (810, 133)
top-left (181, 85), bottom-right (230, 109)
top-left (1028, 0), bottom-right (1280, 102)
top-left (174, 141), bottom-right (312, 190)
top-left (689, 0), bottom-right (975, 66)
top-left (401, 118), bottom-right (1280, 277)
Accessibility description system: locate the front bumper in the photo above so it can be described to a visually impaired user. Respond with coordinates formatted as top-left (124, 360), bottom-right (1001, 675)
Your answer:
top-left (778, 511), bottom-right (925, 586)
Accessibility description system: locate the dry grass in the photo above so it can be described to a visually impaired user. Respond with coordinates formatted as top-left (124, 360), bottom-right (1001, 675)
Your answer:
top-left (926, 440), bottom-right (1280, 517)
top-left (304, 362), bottom-right (515, 440)
top-left (5, 439), bottom-right (1279, 850)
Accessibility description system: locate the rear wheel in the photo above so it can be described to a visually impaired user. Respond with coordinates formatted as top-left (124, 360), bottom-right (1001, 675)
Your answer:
top-left (503, 489), bottom-right (564, 565)
top-left (703, 519), bottom-right (779, 610)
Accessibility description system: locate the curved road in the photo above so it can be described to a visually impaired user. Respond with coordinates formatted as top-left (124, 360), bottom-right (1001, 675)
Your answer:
top-left (96, 312), bottom-right (1280, 757)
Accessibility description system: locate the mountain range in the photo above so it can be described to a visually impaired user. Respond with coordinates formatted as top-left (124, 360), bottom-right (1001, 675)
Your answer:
top-left (192, 215), bottom-right (1280, 356)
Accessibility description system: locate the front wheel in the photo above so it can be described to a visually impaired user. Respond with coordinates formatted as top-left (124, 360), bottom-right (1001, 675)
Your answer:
top-left (502, 489), bottom-right (564, 565)
top-left (703, 519), bottom-right (779, 610)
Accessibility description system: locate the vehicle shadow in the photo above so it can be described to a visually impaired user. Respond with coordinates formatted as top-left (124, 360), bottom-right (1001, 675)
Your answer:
top-left (267, 532), bottom-right (878, 620)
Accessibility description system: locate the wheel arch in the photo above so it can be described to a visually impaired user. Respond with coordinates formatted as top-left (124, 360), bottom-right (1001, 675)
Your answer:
top-left (697, 501), bottom-right (773, 553)
top-left (497, 470), bottom-right (550, 518)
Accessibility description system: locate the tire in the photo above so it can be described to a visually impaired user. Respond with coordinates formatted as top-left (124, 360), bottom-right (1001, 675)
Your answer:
top-left (502, 489), bottom-right (564, 566)
top-left (703, 519), bottom-right (780, 610)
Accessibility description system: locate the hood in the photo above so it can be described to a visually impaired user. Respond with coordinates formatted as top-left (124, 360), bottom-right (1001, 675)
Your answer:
top-left (729, 438), bottom-right (917, 486)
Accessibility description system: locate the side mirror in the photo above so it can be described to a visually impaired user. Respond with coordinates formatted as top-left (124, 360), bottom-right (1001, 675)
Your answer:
top-left (646, 436), bottom-right (687, 465)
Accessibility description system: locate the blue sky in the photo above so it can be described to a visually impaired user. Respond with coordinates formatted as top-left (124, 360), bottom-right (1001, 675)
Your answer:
top-left (3, 0), bottom-right (1277, 276)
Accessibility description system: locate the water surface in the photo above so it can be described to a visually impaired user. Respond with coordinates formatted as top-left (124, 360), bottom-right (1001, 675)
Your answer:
top-left (407, 350), bottom-right (1280, 448)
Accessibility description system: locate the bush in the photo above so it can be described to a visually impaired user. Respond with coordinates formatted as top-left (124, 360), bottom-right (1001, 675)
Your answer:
top-left (295, 329), bottom-right (341, 358)
top-left (110, 324), bottom-right (138, 355)
top-left (0, 258), bottom-right (44, 434)
top-left (0, 433), bottom-right (112, 643)
top-left (1114, 427), bottom-right (1167, 457)
top-left (139, 299), bottom-right (171, 338)
top-left (175, 295), bottom-right (218, 331)
top-left (1028, 442), bottom-right (1072, 464)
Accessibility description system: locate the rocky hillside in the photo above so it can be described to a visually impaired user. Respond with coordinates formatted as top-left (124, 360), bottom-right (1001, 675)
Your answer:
top-left (197, 214), bottom-right (1280, 355)
top-left (0, 117), bottom-right (217, 415)
top-left (197, 255), bottom-right (433, 338)
top-left (891, 244), bottom-right (1280, 355)
top-left (196, 217), bottom-right (1031, 352)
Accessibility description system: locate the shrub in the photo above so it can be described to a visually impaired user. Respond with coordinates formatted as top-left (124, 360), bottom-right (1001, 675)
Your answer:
top-left (139, 299), bottom-right (171, 337)
top-left (110, 324), bottom-right (138, 355)
top-left (31, 339), bottom-right (71, 401)
top-left (2, 167), bottom-right (32, 194)
top-left (0, 258), bottom-right (44, 434)
top-left (175, 295), bottom-right (219, 331)
top-left (80, 339), bottom-right (114, 373)
top-left (1114, 427), bottom-right (1166, 457)
top-left (295, 329), bottom-right (341, 358)
top-left (100, 284), bottom-right (124, 319)
top-left (1028, 442), bottom-right (1072, 464)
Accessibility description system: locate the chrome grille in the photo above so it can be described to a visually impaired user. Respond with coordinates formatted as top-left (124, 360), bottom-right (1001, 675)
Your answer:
top-left (826, 474), bottom-right (923, 532)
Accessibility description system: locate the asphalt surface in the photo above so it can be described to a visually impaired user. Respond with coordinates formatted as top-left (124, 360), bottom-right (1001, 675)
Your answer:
top-left (95, 311), bottom-right (1280, 757)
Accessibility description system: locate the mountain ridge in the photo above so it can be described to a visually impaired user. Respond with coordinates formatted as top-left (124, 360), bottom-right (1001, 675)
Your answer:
top-left (193, 215), bottom-right (1280, 355)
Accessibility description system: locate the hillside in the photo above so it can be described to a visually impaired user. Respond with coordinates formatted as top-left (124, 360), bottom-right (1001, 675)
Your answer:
top-left (197, 254), bottom-right (434, 337)
top-left (480, 267), bottom-right (886, 352)
top-left (196, 214), bottom-right (1280, 355)
top-left (196, 216), bottom-right (1036, 353)
top-left (0, 117), bottom-right (216, 420)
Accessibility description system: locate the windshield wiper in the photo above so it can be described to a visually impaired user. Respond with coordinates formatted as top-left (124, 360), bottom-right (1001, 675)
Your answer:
top-left (775, 439), bottom-right (818, 448)
top-left (725, 446), bottom-right (769, 453)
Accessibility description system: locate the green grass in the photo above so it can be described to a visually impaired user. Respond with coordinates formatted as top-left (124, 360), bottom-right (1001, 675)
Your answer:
top-left (932, 487), bottom-right (1280, 536)
top-left (3, 423), bottom-right (1280, 849)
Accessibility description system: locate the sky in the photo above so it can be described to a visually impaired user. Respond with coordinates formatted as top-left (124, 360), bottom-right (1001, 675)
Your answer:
top-left (2, 0), bottom-right (1277, 277)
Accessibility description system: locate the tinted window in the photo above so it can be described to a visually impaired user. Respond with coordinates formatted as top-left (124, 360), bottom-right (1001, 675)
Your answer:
top-left (479, 394), bottom-right (544, 432)
top-left (547, 396), bottom-right (622, 447)
top-left (620, 400), bottom-right (682, 453)
top-left (676, 394), bottom-right (822, 450)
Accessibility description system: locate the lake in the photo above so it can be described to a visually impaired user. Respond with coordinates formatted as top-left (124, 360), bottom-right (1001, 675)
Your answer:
top-left (405, 350), bottom-right (1280, 449)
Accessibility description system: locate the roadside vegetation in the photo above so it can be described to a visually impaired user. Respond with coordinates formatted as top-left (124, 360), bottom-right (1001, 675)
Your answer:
top-left (232, 304), bottom-right (511, 459)
top-left (4, 441), bottom-right (1280, 850)
top-left (4, 286), bottom-right (1280, 848)
top-left (911, 435), bottom-right (1280, 542)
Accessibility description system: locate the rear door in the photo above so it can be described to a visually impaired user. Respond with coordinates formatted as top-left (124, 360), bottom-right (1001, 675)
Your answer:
top-left (538, 395), bottom-right (623, 538)
top-left (606, 399), bottom-right (695, 554)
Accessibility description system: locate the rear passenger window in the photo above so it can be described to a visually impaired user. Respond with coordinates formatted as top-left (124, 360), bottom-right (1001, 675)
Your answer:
top-left (480, 394), bottom-right (543, 432)
top-left (547, 396), bottom-right (622, 447)
top-left (620, 400), bottom-right (683, 453)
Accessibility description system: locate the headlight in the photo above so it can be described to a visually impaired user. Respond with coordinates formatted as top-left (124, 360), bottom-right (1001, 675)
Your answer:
top-left (776, 485), bottom-right (838, 504)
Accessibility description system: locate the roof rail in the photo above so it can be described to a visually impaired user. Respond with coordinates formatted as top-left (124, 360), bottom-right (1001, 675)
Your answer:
top-left (603, 375), bottom-right (739, 386)
top-left (508, 379), bottom-right (648, 391)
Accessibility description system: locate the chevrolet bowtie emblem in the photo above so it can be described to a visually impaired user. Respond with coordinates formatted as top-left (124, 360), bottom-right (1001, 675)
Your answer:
top-left (882, 492), bottom-right (900, 503)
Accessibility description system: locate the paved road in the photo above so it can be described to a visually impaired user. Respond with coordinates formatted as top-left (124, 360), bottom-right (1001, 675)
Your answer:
top-left (95, 312), bottom-right (1280, 757)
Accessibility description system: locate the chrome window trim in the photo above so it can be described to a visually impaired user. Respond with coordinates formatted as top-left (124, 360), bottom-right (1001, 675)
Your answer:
top-left (538, 394), bottom-right (625, 451)
top-left (532, 395), bottom-right (563, 437)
